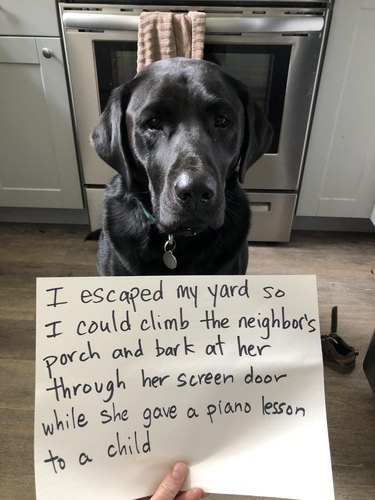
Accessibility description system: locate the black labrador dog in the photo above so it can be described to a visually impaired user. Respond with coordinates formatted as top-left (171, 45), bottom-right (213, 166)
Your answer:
top-left (91, 57), bottom-right (272, 276)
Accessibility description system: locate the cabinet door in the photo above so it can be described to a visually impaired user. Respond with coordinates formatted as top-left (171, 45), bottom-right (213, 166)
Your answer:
top-left (297, 0), bottom-right (375, 219)
top-left (0, 0), bottom-right (59, 36)
top-left (0, 37), bottom-right (83, 209)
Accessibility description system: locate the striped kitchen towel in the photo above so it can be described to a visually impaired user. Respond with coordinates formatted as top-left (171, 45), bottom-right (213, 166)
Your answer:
top-left (137, 11), bottom-right (206, 73)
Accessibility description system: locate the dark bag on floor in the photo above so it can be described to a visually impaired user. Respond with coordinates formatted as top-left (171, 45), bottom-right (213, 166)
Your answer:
top-left (363, 329), bottom-right (375, 396)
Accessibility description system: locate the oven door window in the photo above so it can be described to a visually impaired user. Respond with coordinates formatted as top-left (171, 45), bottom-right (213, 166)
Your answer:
top-left (204, 44), bottom-right (290, 154)
top-left (94, 41), bottom-right (137, 112)
top-left (94, 41), bottom-right (290, 154)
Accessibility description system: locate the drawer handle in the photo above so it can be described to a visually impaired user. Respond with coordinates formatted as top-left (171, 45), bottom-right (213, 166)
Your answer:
top-left (250, 202), bottom-right (271, 213)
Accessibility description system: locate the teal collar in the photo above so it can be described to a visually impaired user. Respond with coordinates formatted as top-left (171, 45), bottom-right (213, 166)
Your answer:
top-left (138, 200), bottom-right (197, 237)
top-left (139, 201), bottom-right (158, 225)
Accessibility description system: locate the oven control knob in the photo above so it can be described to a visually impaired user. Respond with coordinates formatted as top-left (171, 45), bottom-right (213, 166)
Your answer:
top-left (42, 48), bottom-right (53, 59)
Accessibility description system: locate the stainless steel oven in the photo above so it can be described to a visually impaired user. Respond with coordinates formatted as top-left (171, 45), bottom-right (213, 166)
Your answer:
top-left (59, 1), bottom-right (333, 241)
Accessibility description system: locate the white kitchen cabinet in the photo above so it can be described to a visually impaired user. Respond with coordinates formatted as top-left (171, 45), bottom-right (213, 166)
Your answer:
top-left (297, 0), bottom-right (375, 221)
top-left (0, 0), bottom-right (82, 210)
top-left (0, 0), bottom-right (59, 36)
top-left (0, 36), bottom-right (83, 209)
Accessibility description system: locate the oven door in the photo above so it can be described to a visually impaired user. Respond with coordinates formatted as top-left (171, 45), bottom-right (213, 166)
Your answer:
top-left (62, 9), bottom-right (325, 186)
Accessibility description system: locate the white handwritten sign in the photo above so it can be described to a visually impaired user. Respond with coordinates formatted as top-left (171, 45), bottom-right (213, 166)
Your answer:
top-left (35, 275), bottom-right (334, 500)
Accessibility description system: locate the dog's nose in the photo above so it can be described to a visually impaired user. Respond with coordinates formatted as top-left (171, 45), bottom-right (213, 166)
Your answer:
top-left (174, 172), bottom-right (216, 204)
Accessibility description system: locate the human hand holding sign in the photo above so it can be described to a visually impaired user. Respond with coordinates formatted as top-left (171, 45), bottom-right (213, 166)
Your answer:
top-left (148, 462), bottom-right (206, 500)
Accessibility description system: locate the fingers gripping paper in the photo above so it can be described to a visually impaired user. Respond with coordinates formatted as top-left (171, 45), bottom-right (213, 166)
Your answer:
top-left (34, 275), bottom-right (334, 500)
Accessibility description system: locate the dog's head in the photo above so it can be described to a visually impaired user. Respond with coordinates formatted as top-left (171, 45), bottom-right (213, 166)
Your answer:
top-left (91, 57), bottom-right (272, 234)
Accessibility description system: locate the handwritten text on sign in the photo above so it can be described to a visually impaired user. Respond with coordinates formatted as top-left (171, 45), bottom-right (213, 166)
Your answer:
top-left (35, 275), bottom-right (334, 500)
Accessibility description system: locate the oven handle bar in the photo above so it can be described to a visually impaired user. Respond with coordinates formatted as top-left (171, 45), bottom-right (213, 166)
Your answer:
top-left (62, 12), bottom-right (324, 33)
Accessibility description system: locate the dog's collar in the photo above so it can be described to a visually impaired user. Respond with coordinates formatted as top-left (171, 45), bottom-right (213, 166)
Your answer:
top-left (138, 200), bottom-right (197, 238)
top-left (138, 200), bottom-right (198, 270)
top-left (139, 201), bottom-right (158, 225)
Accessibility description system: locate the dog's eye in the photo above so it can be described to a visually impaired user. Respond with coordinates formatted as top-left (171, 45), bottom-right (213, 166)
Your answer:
top-left (146, 117), bottom-right (163, 130)
top-left (214, 116), bottom-right (229, 128)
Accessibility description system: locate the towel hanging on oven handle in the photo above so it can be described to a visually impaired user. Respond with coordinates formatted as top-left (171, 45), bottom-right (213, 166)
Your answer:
top-left (62, 12), bottom-right (324, 34)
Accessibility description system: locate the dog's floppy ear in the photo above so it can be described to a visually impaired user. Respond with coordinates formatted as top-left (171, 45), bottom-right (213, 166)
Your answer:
top-left (90, 83), bottom-right (134, 188)
top-left (237, 84), bottom-right (273, 184)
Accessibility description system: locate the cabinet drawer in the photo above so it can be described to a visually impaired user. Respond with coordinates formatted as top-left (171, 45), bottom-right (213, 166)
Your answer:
top-left (0, 0), bottom-right (58, 36)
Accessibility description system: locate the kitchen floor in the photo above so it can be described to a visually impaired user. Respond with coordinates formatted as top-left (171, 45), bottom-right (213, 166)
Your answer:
top-left (0, 223), bottom-right (374, 500)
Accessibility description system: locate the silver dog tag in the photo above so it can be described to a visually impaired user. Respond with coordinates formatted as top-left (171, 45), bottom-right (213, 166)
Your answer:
top-left (163, 235), bottom-right (177, 269)
top-left (163, 250), bottom-right (177, 269)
